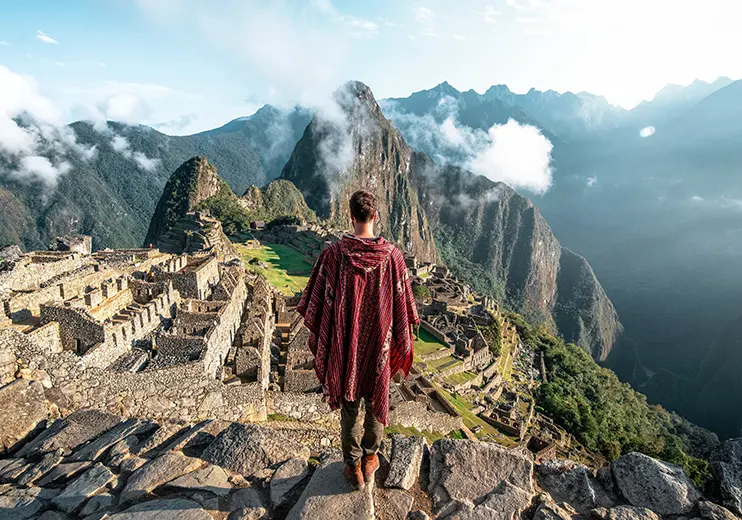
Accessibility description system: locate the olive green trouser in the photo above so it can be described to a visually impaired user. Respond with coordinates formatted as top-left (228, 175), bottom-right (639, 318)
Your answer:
top-left (341, 396), bottom-right (383, 466)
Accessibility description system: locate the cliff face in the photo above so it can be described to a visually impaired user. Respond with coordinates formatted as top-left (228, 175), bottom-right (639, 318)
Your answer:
top-left (144, 156), bottom-right (222, 247)
top-left (281, 81), bottom-right (436, 262)
top-left (410, 154), bottom-right (622, 360)
top-left (240, 180), bottom-right (317, 223)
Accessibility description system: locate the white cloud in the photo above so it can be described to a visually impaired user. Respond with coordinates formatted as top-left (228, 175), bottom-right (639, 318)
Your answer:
top-left (453, 34), bottom-right (465, 41)
top-left (108, 134), bottom-right (160, 171)
top-left (97, 91), bottom-right (153, 124)
top-left (412, 6), bottom-right (438, 37)
top-left (0, 64), bottom-right (94, 185)
top-left (383, 98), bottom-right (554, 194)
top-left (586, 176), bottom-right (597, 187)
top-left (36, 30), bottom-right (59, 44)
top-left (0, 41), bottom-right (9, 46)
top-left (640, 126), bottom-right (656, 137)
top-left (469, 120), bottom-right (553, 194)
top-left (483, 6), bottom-right (502, 23)
top-left (54, 61), bottom-right (65, 67)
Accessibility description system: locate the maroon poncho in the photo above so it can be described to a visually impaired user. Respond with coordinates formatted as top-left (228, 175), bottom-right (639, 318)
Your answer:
top-left (297, 234), bottom-right (419, 425)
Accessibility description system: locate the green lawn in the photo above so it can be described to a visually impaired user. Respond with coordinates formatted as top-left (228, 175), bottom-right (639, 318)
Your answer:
top-left (428, 355), bottom-right (462, 372)
top-left (446, 371), bottom-right (478, 386)
top-left (415, 328), bottom-right (448, 357)
top-left (234, 242), bottom-right (312, 295)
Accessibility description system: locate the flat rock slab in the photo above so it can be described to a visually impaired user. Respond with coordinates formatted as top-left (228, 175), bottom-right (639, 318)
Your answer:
top-left (68, 418), bottom-right (155, 462)
top-left (202, 423), bottom-right (310, 476)
top-left (0, 458), bottom-right (32, 483)
top-left (612, 452), bottom-right (702, 515)
top-left (384, 435), bottom-right (425, 490)
top-left (374, 488), bottom-right (414, 520)
top-left (51, 462), bottom-right (114, 513)
top-left (287, 457), bottom-right (374, 520)
top-left (17, 410), bottom-right (121, 458)
top-left (166, 464), bottom-right (232, 497)
top-left (428, 439), bottom-right (534, 519)
top-left (119, 451), bottom-right (203, 504)
top-left (271, 457), bottom-right (310, 508)
top-left (37, 461), bottom-right (91, 487)
top-left (17, 449), bottom-right (64, 486)
top-left (698, 500), bottom-right (740, 520)
top-left (79, 492), bottom-right (116, 516)
top-left (109, 498), bottom-right (213, 520)
top-left (0, 379), bottom-right (50, 454)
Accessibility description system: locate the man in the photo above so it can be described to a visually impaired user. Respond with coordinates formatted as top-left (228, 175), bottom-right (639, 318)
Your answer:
top-left (297, 190), bottom-right (419, 490)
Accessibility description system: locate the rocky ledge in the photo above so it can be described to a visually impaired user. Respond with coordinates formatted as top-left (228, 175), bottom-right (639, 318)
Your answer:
top-left (0, 411), bottom-right (739, 520)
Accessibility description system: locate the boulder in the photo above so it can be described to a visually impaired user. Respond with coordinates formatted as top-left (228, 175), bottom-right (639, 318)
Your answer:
top-left (711, 438), bottom-right (742, 515)
top-left (79, 493), bottom-right (116, 516)
top-left (383, 435), bottom-right (425, 490)
top-left (0, 458), bottom-right (32, 483)
top-left (17, 410), bottom-right (121, 458)
top-left (612, 452), bottom-right (702, 515)
top-left (202, 423), bottom-right (309, 476)
top-left (427, 439), bottom-right (534, 519)
top-left (271, 457), bottom-right (310, 508)
top-left (0, 486), bottom-right (58, 520)
top-left (287, 454), bottom-right (374, 520)
top-left (537, 459), bottom-right (615, 513)
top-left (166, 464), bottom-right (232, 497)
top-left (51, 463), bottom-right (114, 513)
top-left (607, 506), bottom-right (660, 520)
top-left (0, 379), bottom-right (51, 453)
top-left (108, 498), bottom-right (213, 520)
top-left (698, 500), bottom-right (740, 520)
top-left (533, 501), bottom-right (575, 520)
top-left (230, 486), bottom-right (268, 511)
top-left (119, 451), bottom-right (203, 504)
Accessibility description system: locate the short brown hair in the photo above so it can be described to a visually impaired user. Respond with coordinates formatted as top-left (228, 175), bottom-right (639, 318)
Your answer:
top-left (349, 190), bottom-right (376, 222)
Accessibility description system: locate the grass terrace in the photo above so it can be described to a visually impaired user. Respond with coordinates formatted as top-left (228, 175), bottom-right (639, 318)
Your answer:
top-left (445, 370), bottom-right (478, 386)
top-left (234, 242), bottom-right (312, 295)
top-left (414, 328), bottom-right (449, 357)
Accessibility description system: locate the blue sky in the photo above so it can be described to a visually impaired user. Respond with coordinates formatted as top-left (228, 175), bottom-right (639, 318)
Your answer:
top-left (1, 0), bottom-right (740, 134)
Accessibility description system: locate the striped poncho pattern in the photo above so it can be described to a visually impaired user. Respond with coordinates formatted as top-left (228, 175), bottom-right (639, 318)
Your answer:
top-left (297, 234), bottom-right (419, 425)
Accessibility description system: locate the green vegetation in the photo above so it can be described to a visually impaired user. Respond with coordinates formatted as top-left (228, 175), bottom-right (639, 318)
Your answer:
top-left (445, 371), bottom-right (478, 386)
top-left (428, 355), bottom-right (461, 372)
top-left (385, 425), bottom-right (447, 444)
top-left (479, 318), bottom-right (502, 359)
top-left (507, 310), bottom-right (713, 489)
top-left (414, 328), bottom-right (448, 357)
top-left (267, 413), bottom-right (296, 422)
top-left (235, 243), bottom-right (311, 295)
top-left (196, 179), bottom-right (253, 235)
top-left (412, 284), bottom-right (431, 301)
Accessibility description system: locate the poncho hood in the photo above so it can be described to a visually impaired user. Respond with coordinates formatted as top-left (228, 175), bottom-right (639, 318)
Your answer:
top-left (339, 234), bottom-right (395, 272)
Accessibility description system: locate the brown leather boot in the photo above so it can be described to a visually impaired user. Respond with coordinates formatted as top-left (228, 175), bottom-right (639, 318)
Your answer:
top-left (362, 453), bottom-right (379, 483)
top-left (344, 463), bottom-right (365, 491)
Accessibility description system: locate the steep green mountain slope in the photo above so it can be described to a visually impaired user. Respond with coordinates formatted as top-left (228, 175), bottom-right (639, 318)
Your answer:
top-left (197, 105), bottom-right (312, 181)
top-left (281, 81), bottom-right (621, 360)
top-left (0, 121), bottom-right (266, 251)
top-left (281, 81), bottom-right (437, 263)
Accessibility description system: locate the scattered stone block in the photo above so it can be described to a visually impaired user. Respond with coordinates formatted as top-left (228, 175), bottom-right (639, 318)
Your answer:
top-left (383, 435), bottom-right (425, 490)
top-left (51, 463), bottom-right (114, 514)
top-left (611, 452), bottom-right (702, 515)
top-left (107, 435), bottom-right (140, 467)
top-left (271, 457), bottom-right (310, 508)
top-left (536, 459), bottom-right (615, 513)
top-left (0, 379), bottom-right (51, 454)
top-left (202, 423), bottom-right (309, 476)
top-left (36, 511), bottom-right (70, 520)
top-left (119, 456), bottom-right (148, 475)
top-left (17, 410), bottom-right (121, 458)
top-left (108, 498), bottom-right (213, 520)
top-left (166, 464), bottom-right (232, 497)
top-left (287, 454), bottom-right (374, 520)
top-left (408, 511), bottom-right (430, 520)
top-left (119, 451), bottom-right (203, 504)
top-left (698, 500), bottom-right (739, 520)
top-left (230, 487), bottom-right (269, 514)
top-left (0, 458), bottom-right (32, 483)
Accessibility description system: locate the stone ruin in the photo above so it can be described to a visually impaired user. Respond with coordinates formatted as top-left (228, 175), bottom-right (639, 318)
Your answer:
top-left (1, 236), bottom-right (741, 519)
